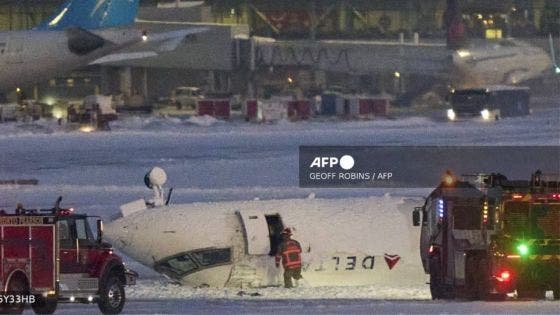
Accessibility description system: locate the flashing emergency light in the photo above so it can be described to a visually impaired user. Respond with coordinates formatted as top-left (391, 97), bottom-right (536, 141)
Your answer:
top-left (437, 199), bottom-right (444, 222)
top-left (500, 270), bottom-right (511, 281)
top-left (555, 66), bottom-right (560, 75)
top-left (442, 171), bottom-right (455, 186)
top-left (517, 243), bottom-right (530, 256)
top-left (482, 201), bottom-right (489, 224)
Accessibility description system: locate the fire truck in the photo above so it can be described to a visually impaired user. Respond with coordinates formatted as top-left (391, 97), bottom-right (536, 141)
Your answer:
top-left (0, 197), bottom-right (137, 314)
top-left (413, 171), bottom-right (560, 300)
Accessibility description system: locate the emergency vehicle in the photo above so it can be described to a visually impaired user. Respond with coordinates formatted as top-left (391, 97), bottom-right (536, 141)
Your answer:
top-left (446, 86), bottom-right (530, 121)
top-left (413, 171), bottom-right (560, 300)
top-left (0, 197), bottom-right (137, 314)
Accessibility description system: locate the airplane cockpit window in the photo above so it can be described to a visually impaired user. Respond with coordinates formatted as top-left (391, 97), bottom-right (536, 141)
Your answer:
top-left (154, 248), bottom-right (232, 279)
top-left (155, 254), bottom-right (198, 278)
top-left (191, 248), bottom-right (231, 267)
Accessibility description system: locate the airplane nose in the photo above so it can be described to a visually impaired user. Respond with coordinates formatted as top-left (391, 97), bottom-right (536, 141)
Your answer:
top-left (105, 218), bottom-right (131, 251)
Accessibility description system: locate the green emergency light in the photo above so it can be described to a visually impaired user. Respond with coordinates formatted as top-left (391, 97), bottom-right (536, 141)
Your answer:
top-left (517, 243), bottom-right (530, 256)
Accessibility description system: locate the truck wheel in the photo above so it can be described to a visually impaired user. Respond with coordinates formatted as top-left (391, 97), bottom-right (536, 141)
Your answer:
top-left (31, 296), bottom-right (57, 314)
top-left (473, 256), bottom-right (493, 301)
top-left (98, 274), bottom-right (125, 314)
top-left (1, 275), bottom-right (27, 314)
top-left (429, 256), bottom-right (446, 299)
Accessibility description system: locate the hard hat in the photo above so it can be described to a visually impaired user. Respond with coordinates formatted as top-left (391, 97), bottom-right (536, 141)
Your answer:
top-left (282, 228), bottom-right (292, 236)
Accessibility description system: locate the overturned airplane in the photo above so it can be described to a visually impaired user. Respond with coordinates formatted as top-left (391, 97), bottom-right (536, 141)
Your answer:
top-left (106, 168), bottom-right (425, 288)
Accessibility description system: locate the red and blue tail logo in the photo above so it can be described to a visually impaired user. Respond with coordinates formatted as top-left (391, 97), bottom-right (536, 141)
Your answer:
top-left (36, 0), bottom-right (140, 31)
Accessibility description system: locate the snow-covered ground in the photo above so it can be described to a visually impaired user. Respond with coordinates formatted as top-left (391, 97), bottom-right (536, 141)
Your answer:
top-left (19, 298), bottom-right (560, 315)
top-left (1, 105), bottom-right (559, 313)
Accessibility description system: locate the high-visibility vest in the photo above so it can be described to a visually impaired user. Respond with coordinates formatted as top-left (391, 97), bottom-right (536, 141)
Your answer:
top-left (276, 239), bottom-right (302, 269)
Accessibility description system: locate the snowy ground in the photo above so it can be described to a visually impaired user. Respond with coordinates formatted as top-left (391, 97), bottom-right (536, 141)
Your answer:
top-left (19, 298), bottom-right (560, 315)
top-left (1, 104), bottom-right (559, 314)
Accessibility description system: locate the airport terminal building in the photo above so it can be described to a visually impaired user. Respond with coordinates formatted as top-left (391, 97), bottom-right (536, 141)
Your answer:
top-left (0, 0), bottom-right (558, 104)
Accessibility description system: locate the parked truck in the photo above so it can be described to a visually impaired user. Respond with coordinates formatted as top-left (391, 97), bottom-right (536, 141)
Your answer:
top-left (0, 197), bottom-right (136, 314)
top-left (413, 171), bottom-right (559, 300)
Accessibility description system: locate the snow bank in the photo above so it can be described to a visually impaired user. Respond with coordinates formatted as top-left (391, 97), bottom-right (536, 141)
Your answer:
top-left (185, 115), bottom-right (221, 127)
top-left (127, 279), bottom-right (430, 300)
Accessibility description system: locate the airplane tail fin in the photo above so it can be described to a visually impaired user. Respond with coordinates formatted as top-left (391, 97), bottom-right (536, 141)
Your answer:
top-left (549, 34), bottom-right (560, 75)
top-left (36, 0), bottom-right (140, 31)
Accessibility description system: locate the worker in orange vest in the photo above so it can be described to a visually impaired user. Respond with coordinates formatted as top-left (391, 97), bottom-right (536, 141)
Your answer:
top-left (275, 228), bottom-right (303, 288)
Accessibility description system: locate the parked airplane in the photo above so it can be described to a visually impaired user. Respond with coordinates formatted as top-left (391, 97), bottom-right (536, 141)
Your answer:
top-left (452, 38), bottom-right (552, 88)
top-left (0, 0), bottom-right (204, 95)
top-left (105, 168), bottom-right (425, 288)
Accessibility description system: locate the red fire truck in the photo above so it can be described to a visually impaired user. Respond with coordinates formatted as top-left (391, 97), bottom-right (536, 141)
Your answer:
top-left (0, 197), bottom-right (137, 314)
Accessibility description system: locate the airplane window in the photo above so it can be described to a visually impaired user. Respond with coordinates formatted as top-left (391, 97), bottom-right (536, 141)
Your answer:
top-left (168, 255), bottom-right (198, 272)
top-left (191, 248), bottom-right (231, 267)
top-left (155, 254), bottom-right (199, 278)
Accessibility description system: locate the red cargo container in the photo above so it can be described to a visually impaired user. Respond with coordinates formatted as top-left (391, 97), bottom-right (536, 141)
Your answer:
top-left (245, 100), bottom-right (258, 120)
top-left (214, 99), bottom-right (231, 119)
top-left (358, 99), bottom-right (373, 115)
top-left (372, 98), bottom-right (389, 116)
top-left (288, 101), bottom-right (298, 119)
top-left (287, 100), bottom-right (311, 120)
top-left (197, 100), bottom-right (214, 116)
top-left (297, 100), bottom-right (311, 119)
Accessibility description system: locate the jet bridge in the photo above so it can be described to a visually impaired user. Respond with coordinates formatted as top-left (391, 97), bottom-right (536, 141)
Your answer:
top-left (251, 37), bottom-right (453, 76)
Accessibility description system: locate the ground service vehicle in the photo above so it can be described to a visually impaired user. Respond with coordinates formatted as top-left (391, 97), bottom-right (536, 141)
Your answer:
top-left (446, 86), bottom-right (530, 121)
top-left (413, 171), bottom-right (559, 300)
top-left (0, 197), bottom-right (137, 314)
top-left (170, 86), bottom-right (204, 109)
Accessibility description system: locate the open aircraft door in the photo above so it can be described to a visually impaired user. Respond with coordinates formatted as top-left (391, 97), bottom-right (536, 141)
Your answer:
top-left (236, 210), bottom-right (270, 255)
